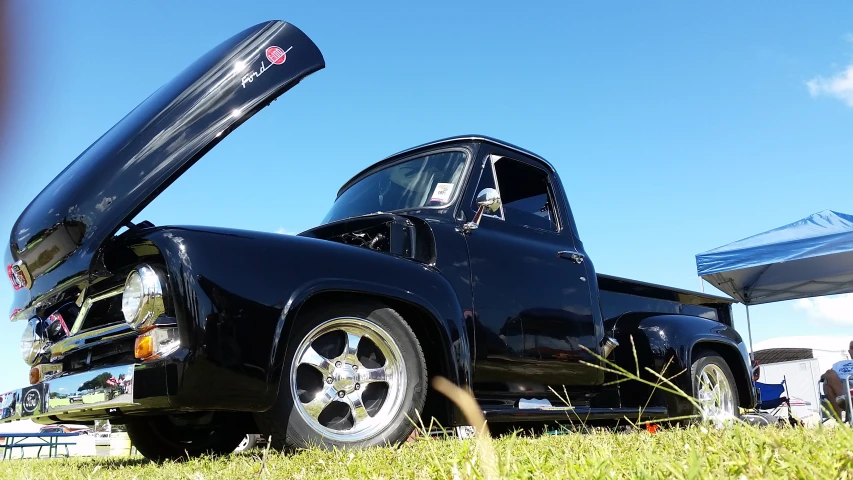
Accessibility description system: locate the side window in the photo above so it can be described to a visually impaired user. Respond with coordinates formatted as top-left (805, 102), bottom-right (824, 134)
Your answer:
top-left (493, 157), bottom-right (559, 232)
top-left (470, 156), bottom-right (504, 219)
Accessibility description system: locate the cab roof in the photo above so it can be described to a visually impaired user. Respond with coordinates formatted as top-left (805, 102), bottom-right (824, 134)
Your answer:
top-left (336, 135), bottom-right (557, 198)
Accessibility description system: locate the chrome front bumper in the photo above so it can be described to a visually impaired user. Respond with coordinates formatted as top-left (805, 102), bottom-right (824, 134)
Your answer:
top-left (0, 364), bottom-right (136, 423)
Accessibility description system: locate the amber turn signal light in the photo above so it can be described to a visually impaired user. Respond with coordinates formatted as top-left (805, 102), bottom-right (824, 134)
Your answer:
top-left (134, 327), bottom-right (180, 360)
top-left (28, 363), bottom-right (62, 384)
top-left (134, 335), bottom-right (154, 359)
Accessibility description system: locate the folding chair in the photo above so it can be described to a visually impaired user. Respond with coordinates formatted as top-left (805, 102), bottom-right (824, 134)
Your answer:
top-left (819, 375), bottom-right (853, 426)
top-left (756, 379), bottom-right (789, 411)
top-left (752, 378), bottom-right (798, 425)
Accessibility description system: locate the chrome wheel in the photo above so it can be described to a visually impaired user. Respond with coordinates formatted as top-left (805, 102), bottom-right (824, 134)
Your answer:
top-left (696, 363), bottom-right (736, 422)
top-left (289, 317), bottom-right (406, 442)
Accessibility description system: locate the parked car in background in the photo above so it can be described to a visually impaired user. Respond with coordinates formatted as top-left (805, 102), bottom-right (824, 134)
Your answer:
top-left (39, 424), bottom-right (90, 435)
top-left (1, 19), bottom-right (755, 461)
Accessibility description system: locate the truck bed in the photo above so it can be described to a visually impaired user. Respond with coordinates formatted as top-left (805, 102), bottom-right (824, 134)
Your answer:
top-left (597, 274), bottom-right (736, 327)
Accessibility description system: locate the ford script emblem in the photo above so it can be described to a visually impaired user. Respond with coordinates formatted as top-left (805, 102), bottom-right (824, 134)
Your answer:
top-left (22, 388), bottom-right (41, 414)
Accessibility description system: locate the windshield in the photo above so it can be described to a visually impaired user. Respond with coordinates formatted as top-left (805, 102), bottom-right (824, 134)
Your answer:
top-left (323, 150), bottom-right (468, 224)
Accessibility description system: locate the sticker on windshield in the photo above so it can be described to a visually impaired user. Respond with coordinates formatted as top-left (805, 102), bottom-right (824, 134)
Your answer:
top-left (430, 183), bottom-right (454, 203)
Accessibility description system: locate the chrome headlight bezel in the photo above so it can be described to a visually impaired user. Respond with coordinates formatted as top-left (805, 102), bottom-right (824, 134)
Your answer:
top-left (121, 264), bottom-right (165, 330)
top-left (20, 317), bottom-right (46, 365)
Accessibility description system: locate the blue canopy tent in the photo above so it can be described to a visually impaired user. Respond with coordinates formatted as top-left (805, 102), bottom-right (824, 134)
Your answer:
top-left (696, 210), bottom-right (853, 353)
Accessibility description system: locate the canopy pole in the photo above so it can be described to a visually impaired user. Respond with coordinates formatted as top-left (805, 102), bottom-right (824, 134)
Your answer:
top-left (745, 305), bottom-right (754, 360)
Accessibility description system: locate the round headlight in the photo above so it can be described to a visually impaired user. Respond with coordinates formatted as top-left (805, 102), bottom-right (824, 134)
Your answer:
top-left (122, 270), bottom-right (144, 323)
top-left (20, 318), bottom-right (46, 365)
top-left (121, 265), bottom-right (165, 330)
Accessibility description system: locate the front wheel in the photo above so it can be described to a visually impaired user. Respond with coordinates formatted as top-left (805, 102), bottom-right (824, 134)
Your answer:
top-left (690, 350), bottom-right (740, 424)
top-left (126, 413), bottom-right (246, 461)
top-left (257, 300), bottom-right (428, 450)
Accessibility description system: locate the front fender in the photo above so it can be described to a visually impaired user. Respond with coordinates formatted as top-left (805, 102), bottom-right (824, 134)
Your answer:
top-left (137, 225), bottom-right (469, 412)
top-left (268, 275), bottom-right (469, 399)
top-left (607, 313), bottom-right (755, 409)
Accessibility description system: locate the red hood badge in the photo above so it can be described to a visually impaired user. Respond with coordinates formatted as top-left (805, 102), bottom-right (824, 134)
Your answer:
top-left (7, 261), bottom-right (32, 290)
top-left (265, 45), bottom-right (288, 65)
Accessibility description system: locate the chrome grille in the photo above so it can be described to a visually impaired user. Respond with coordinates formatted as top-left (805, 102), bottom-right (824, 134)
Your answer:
top-left (47, 286), bottom-right (135, 362)
top-left (69, 287), bottom-right (123, 335)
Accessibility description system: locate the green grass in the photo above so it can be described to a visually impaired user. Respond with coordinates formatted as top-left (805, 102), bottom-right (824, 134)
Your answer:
top-left (1, 423), bottom-right (851, 479)
top-left (6, 342), bottom-right (848, 478)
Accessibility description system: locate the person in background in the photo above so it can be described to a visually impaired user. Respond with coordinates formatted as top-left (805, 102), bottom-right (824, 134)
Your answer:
top-left (822, 339), bottom-right (853, 419)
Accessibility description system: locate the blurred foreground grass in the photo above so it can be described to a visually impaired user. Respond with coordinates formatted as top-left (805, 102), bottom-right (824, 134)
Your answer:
top-left (1, 422), bottom-right (851, 480)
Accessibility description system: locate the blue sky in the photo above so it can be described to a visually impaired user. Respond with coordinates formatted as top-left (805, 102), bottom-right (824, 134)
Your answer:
top-left (1, 1), bottom-right (852, 392)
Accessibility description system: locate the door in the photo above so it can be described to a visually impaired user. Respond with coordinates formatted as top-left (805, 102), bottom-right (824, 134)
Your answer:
top-left (464, 151), bottom-right (601, 398)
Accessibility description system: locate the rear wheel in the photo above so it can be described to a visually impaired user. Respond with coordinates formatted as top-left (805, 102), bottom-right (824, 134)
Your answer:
top-left (257, 300), bottom-right (427, 450)
top-left (689, 350), bottom-right (739, 424)
top-left (126, 412), bottom-right (246, 461)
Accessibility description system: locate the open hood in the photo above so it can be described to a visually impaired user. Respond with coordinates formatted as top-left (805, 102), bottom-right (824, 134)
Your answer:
top-left (7, 20), bottom-right (324, 309)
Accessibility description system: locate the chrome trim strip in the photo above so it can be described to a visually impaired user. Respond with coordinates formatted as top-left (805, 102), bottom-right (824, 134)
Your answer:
top-left (0, 364), bottom-right (135, 422)
top-left (69, 286), bottom-right (124, 335)
top-left (10, 272), bottom-right (89, 322)
top-left (49, 323), bottom-right (135, 360)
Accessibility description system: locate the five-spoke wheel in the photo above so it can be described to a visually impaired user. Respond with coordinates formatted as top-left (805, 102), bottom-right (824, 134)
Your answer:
top-left (290, 317), bottom-right (407, 441)
top-left (258, 300), bottom-right (427, 450)
top-left (696, 363), bottom-right (736, 421)
top-left (690, 350), bottom-right (739, 424)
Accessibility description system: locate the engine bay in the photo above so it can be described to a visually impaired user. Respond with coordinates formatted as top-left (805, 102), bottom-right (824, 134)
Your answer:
top-left (336, 224), bottom-right (391, 252)
top-left (301, 214), bottom-right (435, 264)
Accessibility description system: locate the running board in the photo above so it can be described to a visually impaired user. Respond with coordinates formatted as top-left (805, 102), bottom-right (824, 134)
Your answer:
top-left (482, 406), bottom-right (669, 423)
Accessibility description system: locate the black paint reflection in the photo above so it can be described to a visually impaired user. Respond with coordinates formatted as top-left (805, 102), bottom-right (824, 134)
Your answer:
top-left (7, 20), bottom-right (326, 316)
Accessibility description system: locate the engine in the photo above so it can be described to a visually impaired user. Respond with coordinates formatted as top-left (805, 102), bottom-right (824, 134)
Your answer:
top-left (301, 214), bottom-right (435, 264)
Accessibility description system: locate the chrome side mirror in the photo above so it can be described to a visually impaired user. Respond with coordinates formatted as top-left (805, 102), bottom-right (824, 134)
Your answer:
top-left (463, 188), bottom-right (501, 232)
top-left (476, 188), bottom-right (502, 213)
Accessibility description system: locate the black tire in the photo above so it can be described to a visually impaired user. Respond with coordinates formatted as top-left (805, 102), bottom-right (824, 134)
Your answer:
top-left (234, 434), bottom-right (259, 452)
top-left (126, 413), bottom-right (246, 461)
top-left (256, 300), bottom-right (427, 450)
top-left (740, 411), bottom-right (777, 427)
top-left (687, 350), bottom-right (740, 422)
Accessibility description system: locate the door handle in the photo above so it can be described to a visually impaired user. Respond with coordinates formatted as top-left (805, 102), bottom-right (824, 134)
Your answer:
top-left (558, 251), bottom-right (585, 264)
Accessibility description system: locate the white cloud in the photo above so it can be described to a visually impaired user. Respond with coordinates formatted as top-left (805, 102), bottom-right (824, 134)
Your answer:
top-left (793, 293), bottom-right (853, 326)
top-left (275, 227), bottom-right (295, 235)
top-left (806, 65), bottom-right (853, 107)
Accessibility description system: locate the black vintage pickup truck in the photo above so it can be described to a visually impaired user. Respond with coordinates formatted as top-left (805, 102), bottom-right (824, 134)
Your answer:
top-left (2, 20), bottom-right (755, 460)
